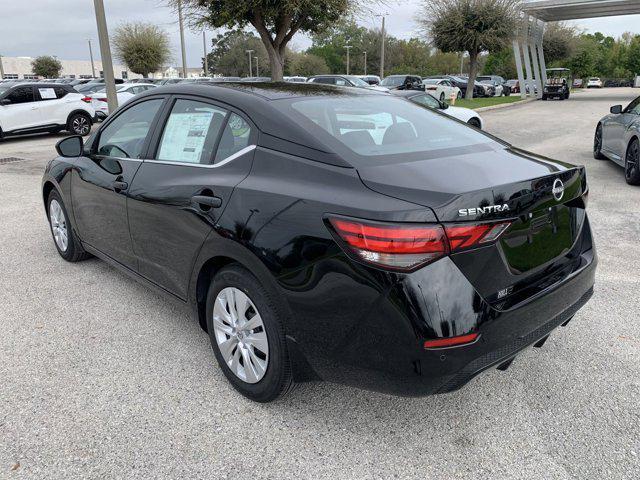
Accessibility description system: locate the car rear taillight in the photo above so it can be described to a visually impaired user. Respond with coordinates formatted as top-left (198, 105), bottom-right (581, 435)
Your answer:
top-left (327, 216), bottom-right (511, 271)
top-left (81, 96), bottom-right (92, 103)
top-left (425, 86), bottom-right (437, 90)
top-left (444, 223), bottom-right (511, 252)
top-left (424, 332), bottom-right (479, 349)
top-left (327, 217), bottom-right (448, 270)
top-left (98, 98), bottom-right (108, 102)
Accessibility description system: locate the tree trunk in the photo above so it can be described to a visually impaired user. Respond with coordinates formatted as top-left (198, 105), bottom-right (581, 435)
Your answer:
top-left (466, 50), bottom-right (479, 100)
top-left (266, 45), bottom-right (285, 81)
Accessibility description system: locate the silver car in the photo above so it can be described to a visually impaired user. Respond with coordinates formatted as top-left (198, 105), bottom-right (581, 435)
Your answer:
top-left (594, 95), bottom-right (640, 185)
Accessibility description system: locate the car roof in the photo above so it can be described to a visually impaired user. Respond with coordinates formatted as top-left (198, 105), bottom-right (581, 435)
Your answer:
top-left (132, 82), bottom-right (383, 168)
top-left (390, 90), bottom-right (425, 98)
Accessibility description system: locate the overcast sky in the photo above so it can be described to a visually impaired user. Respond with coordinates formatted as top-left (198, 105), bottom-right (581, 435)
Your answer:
top-left (1, 0), bottom-right (639, 67)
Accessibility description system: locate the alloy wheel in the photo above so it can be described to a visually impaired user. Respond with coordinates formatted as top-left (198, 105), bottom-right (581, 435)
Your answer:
top-left (212, 287), bottom-right (269, 384)
top-left (625, 140), bottom-right (639, 181)
top-left (72, 116), bottom-right (90, 135)
top-left (49, 199), bottom-right (68, 252)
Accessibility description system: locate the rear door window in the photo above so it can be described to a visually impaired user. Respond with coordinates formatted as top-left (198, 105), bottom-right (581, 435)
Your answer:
top-left (214, 113), bottom-right (253, 163)
top-left (156, 99), bottom-right (228, 164)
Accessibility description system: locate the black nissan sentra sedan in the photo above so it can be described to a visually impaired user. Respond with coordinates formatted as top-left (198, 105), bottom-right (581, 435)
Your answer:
top-left (42, 82), bottom-right (596, 402)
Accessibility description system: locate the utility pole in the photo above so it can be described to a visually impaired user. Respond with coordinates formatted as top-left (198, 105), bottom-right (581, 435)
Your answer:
top-left (0, 54), bottom-right (4, 80)
top-left (345, 45), bottom-right (352, 75)
top-left (88, 39), bottom-right (96, 78)
top-left (203, 31), bottom-right (208, 76)
top-left (246, 50), bottom-right (254, 77)
top-left (459, 52), bottom-right (464, 75)
top-left (93, 0), bottom-right (117, 112)
top-left (254, 56), bottom-right (259, 77)
top-left (177, 0), bottom-right (188, 78)
top-left (378, 15), bottom-right (386, 79)
top-left (363, 51), bottom-right (367, 76)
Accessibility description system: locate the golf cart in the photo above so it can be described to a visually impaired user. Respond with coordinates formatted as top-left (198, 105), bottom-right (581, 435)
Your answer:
top-left (543, 68), bottom-right (571, 100)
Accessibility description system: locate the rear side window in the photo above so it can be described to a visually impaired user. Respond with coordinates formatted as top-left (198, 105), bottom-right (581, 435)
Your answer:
top-left (157, 99), bottom-right (228, 164)
top-left (214, 113), bottom-right (252, 163)
top-left (97, 99), bottom-right (164, 158)
top-left (6, 86), bottom-right (34, 104)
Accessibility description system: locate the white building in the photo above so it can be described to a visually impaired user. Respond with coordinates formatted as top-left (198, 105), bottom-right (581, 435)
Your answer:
top-left (0, 55), bottom-right (143, 80)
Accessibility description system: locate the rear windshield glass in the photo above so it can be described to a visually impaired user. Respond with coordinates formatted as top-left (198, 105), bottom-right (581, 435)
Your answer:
top-left (284, 95), bottom-right (493, 161)
top-left (380, 76), bottom-right (405, 87)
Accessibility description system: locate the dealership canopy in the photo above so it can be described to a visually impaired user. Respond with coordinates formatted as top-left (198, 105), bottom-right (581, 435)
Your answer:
top-left (513, 0), bottom-right (640, 99)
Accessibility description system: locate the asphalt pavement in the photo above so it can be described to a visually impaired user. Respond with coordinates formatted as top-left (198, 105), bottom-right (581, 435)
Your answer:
top-left (1, 88), bottom-right (638, 479)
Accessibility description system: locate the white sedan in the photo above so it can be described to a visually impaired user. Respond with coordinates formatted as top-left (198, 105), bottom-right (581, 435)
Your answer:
top-left (422, 78), bottom-right (461, 103)
top-left (89, 83), bottom-right (157, 119)
top-left (587, 77), bottom-right (603, 88)
top-left (392, 90), bottom-right (484, 129)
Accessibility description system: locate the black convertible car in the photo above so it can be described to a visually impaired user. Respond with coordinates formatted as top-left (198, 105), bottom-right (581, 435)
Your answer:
top-left (43, 83), bottom-right (596, 402)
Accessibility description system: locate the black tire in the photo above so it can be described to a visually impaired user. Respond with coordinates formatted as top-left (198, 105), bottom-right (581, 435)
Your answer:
top-left (624, 138), bottom-right (640, 186)
top-left (46, 190), bottom-right (91, 262)
top-left (542, 95), bottom-right (547, 100)
top-left (67, 112), bottom-right (92, 136)
top-left (206, 265), bottom-right (294, 402)
top-left (593, 124), bottom-right (607, 160)
top-left (439, 92), bottom-right (445, 102)
top-left (456, 91), bottom-right (462, 99)
top-left (467, 118), bottom-right (481, 129)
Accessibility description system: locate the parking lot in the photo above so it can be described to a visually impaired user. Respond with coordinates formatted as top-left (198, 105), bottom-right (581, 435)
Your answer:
top-left (1, 88), bottom-right (638, 479)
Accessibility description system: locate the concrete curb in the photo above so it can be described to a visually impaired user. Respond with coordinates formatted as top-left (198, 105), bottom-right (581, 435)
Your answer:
top-left (475, 97), bottom-right (537, 112)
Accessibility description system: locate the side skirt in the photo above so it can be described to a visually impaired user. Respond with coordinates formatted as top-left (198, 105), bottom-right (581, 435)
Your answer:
top-left (82, 242), bottom-right (188, 306)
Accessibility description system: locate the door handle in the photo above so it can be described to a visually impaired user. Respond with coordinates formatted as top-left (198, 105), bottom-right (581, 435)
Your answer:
top-left (192, 194), bottom-right (222, 209)
top-left (113, 180), bottom-right (128, 192)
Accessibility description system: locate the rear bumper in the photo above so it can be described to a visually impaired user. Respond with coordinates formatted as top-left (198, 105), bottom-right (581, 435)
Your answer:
top-left (285, 217), bottom-right (597, 397)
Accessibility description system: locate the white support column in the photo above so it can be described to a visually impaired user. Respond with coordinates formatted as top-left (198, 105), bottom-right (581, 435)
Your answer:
top-left (521, 37), bottom-right (534, 97)
top-left (512, 40), bottom-right (527, 99)
top-left (530, 41), bottom-right (543, 99)
top-left (537, 21), bottom-right (548, 85)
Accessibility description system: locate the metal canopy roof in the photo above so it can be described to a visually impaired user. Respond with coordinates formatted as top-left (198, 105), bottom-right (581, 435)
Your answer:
top-left (523, 0), bottom-right (640, 21)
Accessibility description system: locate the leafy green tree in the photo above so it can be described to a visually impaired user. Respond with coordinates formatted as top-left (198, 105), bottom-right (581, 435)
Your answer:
top-left (204, 30), bottom-right (270, 77)
top-left (31, 56), bottom-right (62, 78)
top-left (568, 36), bottom-right (599, 78)
top-left (112, 23), bottom-right (171, 78)
top-left (483, 48), bottom-right (516, 78)
top-left (174, 0), bottom-right (373, 80)
top-left (419, 0), bottom-right (520, 99)
top-left (543, 22), bottom-right (577, 64)
top-left (288, 52), bottom-right (330, 76)
top-left (626, 35), bottom-right (640, 76)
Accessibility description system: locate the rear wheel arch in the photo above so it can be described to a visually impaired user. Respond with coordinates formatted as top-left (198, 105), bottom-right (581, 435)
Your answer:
top-left (194, 255), bottom-right (238, 331)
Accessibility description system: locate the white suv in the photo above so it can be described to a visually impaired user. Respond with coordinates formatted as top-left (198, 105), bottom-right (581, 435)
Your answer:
top-left (0, 83), bottom-right (95, 139)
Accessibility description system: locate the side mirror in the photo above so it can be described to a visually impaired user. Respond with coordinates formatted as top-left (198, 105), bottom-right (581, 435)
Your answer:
top-left (55, 135), bottom-right (84, 157)
top-left (0, 98), bottom-right (10, 106)
top-left (610, 105), bottom-right (623, 114)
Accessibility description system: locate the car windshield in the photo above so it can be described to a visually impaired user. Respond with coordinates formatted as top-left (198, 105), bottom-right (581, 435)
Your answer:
top-left (284, 95), bottom-right (493, 162)
top-left (344, 76), bottom-right (369, 87)
top-left (380, 76), bottom-right (405, 87)
top-left (0, 86), bottom-right (11, 96)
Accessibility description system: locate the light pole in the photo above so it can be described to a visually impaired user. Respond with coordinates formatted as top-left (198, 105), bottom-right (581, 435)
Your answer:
top-left (93, 0), bottom-right (117, 112)
top-left (375, 15), bottom-right (387, 79)
top-left (363, 51), bottom-right (367, 76)
top-left (177, 0), bottom-right (188, 78)
top-left (246, 49), bottom-right (254, 77)
top-left (344, 45), bottom-right (352, 75)
top-left (459, 52), bottom-right (464, 75)
top-left (0, 54), bottom-right (4, 80)
top-left (203, 31), bottom-right (208, 76)
top-left (88, 39), bottom-right (96, 78)
top-left (254, 56), bottom-right (259, 77)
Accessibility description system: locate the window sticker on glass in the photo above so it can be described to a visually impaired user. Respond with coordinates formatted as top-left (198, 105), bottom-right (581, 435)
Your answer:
top-left (38, 88), bottom-right (57, 100)
top-left (158, 112), bottom-right (214, 163)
